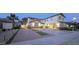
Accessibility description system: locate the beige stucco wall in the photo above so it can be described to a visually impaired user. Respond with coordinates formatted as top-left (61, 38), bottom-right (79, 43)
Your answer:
top-left (26, 15), bottom-right (66, 29)
top-left (44, 15), bottom-right (65, 29)
top-left (45, 15), bottom-right (64, 24)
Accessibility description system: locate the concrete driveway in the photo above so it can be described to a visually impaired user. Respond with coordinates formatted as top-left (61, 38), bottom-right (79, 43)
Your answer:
top-left (11, 29), bottom-right (42, 44)
top-left (12, 29), bottom-right (79, 45)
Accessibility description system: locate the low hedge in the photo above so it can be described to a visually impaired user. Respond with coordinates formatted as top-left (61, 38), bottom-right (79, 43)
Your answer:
top-left (59, 27), bottom-right (72, 31)
top-left (13, 26), bottom-right (20, 29)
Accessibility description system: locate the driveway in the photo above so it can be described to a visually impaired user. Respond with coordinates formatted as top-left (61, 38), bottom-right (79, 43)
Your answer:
top-left (12, 29), bottom-right (79, 45)
top-left (11, 29), bottom-right (41, 44)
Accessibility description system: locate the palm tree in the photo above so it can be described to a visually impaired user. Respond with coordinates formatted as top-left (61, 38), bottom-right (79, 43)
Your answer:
top-left (6, 16), bottom-right (11, 20)
top-left (6, 13), bottom-right (19, 28)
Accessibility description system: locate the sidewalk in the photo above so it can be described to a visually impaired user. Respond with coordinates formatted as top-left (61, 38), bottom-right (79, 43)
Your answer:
top-left (0, 29), bottom-right (18, 44)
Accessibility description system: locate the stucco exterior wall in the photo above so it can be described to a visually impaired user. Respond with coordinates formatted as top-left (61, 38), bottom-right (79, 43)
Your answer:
top-left (26, 14), bottom-right (66, 29)
top-left (45, 15), bottom-right (65, 29)
top-left (45, 15), bottom-right (64, 24)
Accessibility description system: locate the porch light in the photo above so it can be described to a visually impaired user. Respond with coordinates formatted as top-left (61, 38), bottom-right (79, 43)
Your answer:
top-left (38, 23), bottom-right (41, 27)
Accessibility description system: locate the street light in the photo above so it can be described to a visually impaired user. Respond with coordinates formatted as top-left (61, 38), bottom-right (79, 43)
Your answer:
top-left (72, 17), bottom-right (77, 22)
top-left (72, 17), bottom-right (77, 31)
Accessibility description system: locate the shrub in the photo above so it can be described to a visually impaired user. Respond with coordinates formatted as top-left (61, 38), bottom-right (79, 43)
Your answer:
top-left (13, 26), bottom-right (20, 29)
top-left (2, 29), bottom-right (6, 31)
top-left (59, 27), bottom-right (72, 31)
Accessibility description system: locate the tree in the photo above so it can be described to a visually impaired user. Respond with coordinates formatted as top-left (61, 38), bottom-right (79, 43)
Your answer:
top-left (6, 16), bottom-right (11, 20)
top-left (22, 17), bottom-right (28, 24)
top-left (6, 13), bottom-right (20, 28)
top-left (6, 13), bottom-right (19, 20)
top-left (15, 16), bottom-right (19, 20)
top-left (10, 13), bottom-right (16, 21)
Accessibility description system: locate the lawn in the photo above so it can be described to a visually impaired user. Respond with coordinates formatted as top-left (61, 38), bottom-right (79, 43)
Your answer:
top-left (33, 29), bottom-right (48, 36)
top-left (0, 29), bottom-right (2, 32)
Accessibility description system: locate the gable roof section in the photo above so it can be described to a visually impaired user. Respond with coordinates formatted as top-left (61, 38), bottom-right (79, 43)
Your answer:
top-left (27, 13), bottom-right (65, 21)
top-left (45, 13), bottom-right (66, 19)
top-left (28, 17), bottom-right (44, 20)
top-left (28, 17), bottom-right (45, 23)
top-left (0, 18), bottom-right (13, 23)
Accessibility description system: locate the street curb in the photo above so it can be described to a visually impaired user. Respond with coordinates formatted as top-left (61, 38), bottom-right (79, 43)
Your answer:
top-left (5, 29), bottom-right (19, 44)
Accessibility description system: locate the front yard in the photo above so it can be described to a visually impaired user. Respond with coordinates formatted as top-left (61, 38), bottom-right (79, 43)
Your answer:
top-left (0, 29), bottom-right (2, 32)
top-left (36, 31), bottom-right (48, 35)
top-left (32, 29), bottom-right (48, 36)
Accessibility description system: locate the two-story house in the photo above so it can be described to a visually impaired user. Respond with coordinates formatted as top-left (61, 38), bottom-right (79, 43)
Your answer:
top-left (22, 13), bottom-right (67, 30)
top-left (44, 13), bottom-right (66, 29)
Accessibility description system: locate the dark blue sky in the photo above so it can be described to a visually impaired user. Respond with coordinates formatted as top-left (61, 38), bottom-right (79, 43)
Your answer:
top-left (0, 13), bottom-right (79, 22)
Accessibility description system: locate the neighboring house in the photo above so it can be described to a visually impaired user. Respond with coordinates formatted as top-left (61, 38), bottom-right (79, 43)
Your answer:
top-left (60, 21), bottom-right (79, 30)
top-left (0, 18), bottom-right (21, 30)
top-left (0, 18), bottom-right (13, 30)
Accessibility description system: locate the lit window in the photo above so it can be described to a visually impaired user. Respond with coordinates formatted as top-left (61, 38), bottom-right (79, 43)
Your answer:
top-left (56, 23), bottom-right (60, 27)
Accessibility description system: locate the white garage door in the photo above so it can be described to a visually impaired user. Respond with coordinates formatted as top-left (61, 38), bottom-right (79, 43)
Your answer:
top-left (3, 23), bottom-right (13, 29)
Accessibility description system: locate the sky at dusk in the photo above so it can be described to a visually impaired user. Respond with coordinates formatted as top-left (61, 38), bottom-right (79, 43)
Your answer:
top-left (0, 13), bottom-right (79, 22)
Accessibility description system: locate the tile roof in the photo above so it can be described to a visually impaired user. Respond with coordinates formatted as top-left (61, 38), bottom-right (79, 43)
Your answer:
top-left (45, 13), bottom-right (66, 19)
top-left (27, 13), bottom-right (65, 20)
top-left (0, 18), bottom-right (13, 23)
top-left (28, 17), bottom-right (45, 20)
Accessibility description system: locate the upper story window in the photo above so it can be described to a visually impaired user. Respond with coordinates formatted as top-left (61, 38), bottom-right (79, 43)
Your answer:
top-left (59, 16), bottom-right (62, 19)
top-left (58, 16), bottom-right (64, 22)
